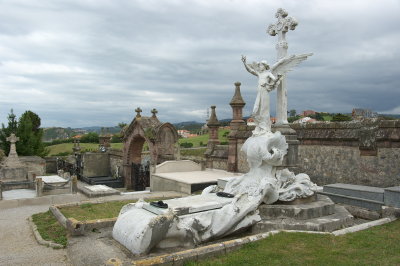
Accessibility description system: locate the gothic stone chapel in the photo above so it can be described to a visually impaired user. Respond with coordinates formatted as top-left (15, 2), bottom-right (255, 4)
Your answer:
top-left (121, 108), bottom-right (178, 189)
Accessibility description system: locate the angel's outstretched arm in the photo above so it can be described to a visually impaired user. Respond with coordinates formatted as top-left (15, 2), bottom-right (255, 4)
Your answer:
top-left (241, 55), bottom-right (257, 76)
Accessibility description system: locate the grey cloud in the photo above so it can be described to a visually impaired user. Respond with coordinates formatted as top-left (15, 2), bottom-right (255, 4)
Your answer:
top-left (0, 0), bottom-right (399, 127)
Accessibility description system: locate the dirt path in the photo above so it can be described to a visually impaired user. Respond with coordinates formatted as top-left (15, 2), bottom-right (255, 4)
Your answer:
top-left (0, 205), bottom-right (71, 266)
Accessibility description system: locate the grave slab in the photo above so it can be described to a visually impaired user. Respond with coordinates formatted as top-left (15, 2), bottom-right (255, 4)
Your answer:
top-left (384, 186), bottom-right (400, 208)
top-left (323, 183), bottom-right (384, 202)
top-left (143, 194), bottom-right (233, 216)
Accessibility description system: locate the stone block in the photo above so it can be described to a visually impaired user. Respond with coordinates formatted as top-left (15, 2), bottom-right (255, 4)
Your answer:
top-left (322, 191), bottom-right (384, 211)
top-left (155, 160), bottom-right (201, 173)
top-left (82, 153), bottom-right (110, 177)
top-left (323, 183), bottom-right (384, 202)
top-left (258, 195), bottom-right (335, 220)
top-left (253, 205), bottom-right (354, 233)
top-left (384, 186), bottom-right (400, 208)
top-left (0, 167), bottom-right (27, 181)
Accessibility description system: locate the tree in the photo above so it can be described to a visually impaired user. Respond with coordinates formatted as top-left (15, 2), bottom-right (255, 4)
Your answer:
top-left (80, 132), bottom-right (99, 143)
top-left (331, 113), bottom-right (352, 122)
top-left (118, 122), bottom-right (127, 129)
top-left (16, 111), bottom-right (48, 157)
top-left (0, 109), bottom-right (18, 155)
top-left (289, 109), bottom-right (297, 117)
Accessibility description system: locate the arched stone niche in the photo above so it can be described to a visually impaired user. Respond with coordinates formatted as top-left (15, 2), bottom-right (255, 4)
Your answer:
top-left (122, 113), bottom-right (178, 189)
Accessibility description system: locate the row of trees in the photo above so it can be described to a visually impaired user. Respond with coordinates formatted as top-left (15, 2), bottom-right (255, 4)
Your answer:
top-left (0, 109), bottom-right (48, 157)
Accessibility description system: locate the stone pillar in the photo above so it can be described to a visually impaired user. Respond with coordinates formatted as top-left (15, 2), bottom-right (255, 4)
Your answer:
top-left (0, 181), bottom-right (3, 200)
top-left (204, 106), bottom-right (221, 169)
top-left (228, 82), bottom-right (246, 172)
top-left (71, 175), bottom-right (78, 194)
top-left (207, 106), bottom-right (221, 146)
top-left (36, 177), bottom-right (43, 197)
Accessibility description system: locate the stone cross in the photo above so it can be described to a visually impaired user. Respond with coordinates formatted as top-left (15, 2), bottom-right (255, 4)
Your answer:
top-left (6, 133), bottom-right (19, 158)
top-left (267, 8), bottom-right (298, 125)
top-left (151, 108), bottom-right (158, 118)
top-left (135, 107), bottom-right (142, 118)
top-left (3, 133), bottom-right (23, 168)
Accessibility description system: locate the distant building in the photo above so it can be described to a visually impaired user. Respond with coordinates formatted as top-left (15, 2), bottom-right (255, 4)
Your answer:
top-left (301, 110), bottom-right (316, 117)
top-left (177, 130), bottom-right (198, 138)
top-left (293, 117), bottom-right (317, 124)
top-left (352, 108), bottom-right (378, 120)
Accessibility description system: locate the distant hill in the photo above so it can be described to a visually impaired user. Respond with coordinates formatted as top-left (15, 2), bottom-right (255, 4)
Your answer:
top-left (379, 114), bottom-right (400, 119)
top-left (42, 126), bottom-right (121, 142)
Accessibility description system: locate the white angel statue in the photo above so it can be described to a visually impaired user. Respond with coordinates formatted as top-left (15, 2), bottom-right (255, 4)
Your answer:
top-left (241, 53), bottom-right (312, 135)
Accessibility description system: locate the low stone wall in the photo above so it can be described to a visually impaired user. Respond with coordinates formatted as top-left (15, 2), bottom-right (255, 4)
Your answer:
top-left (205, 145), bottom-right (229, 171)
top-left (292, 120), bottom-right (400, 187)
top-left (20, 156), bottom-right (46, 176)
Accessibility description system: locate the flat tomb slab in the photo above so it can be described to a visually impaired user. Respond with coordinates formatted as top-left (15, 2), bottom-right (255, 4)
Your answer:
top-left (323, 183), bottom-right (384, 202)
top-left (384, 186), bottom-right (400, 208)
top-left (79, 184), bottom-right (121, 197)
top-left (153, 169), bottom-right (239, 184)
top-left (151, 169), bottom-right (240, 194)
top-left (143, 193), bottom-right (233, 216)
top-left (39, 175), bottom-right (68, 184)
top-left (2, 189), bottom-right (36, 200)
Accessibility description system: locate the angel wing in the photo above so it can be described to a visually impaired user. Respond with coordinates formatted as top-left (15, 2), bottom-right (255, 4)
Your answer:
top-left (271, 53), bottom-right (313, 76)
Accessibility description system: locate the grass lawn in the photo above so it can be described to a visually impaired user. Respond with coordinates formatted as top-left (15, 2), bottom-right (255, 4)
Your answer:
top-left (31, 210), bottom-right (68, 247)
top-left (187, 219), bottom-right (400, 265)
top-left (46, 129), bottom-right (229, 156)
top-left (47, 142), bottom-right (123, 156)
top-left (322, 115), bottom-right (333, 121)
top-left (181, 148), bottom-right (207, 157)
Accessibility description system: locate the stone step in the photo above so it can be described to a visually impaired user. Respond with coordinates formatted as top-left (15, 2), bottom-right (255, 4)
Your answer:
top-left (323, 183), bottom-right (384, 202)
top-left (320, 191), bottom-right (384, 211)
top-left (258, 195), bottom-right (335, 220)
top-left (252, 205), bottom-right (354, 233)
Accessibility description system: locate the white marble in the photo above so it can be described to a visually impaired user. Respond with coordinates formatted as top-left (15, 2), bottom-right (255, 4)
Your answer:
top-left (39, 175), bottom-right (67, 184)
top-left (84, 184), bottom-right (113, 192)
top-left (241, 53), bottom-right (312, 135)
top-left (2, 189), bottom-right (36, 200)
top-left (267, 8), bottom-right (299, 125)
top-left (112, 8), bottom-right (317, 255)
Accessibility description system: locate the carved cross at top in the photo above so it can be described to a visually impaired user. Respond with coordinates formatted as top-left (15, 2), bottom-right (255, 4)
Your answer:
top-left (6, 133), bottom-right (19, 144)
top-left (151, 108), bottom-right (158, 118)
top-left (267, 8), bottom-right (298, 44)
top-left (135, 107), bottom-right (142, 118)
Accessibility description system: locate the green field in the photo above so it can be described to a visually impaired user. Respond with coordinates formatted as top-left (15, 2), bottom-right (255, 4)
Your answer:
top-left (46, 143), bottom-right (123, 156)
top-left (46, 130), bottom-right (229, 156)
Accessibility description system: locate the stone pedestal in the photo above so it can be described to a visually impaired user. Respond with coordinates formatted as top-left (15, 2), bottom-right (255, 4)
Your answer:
top-left (0, 167), bottom-right (27, 181)
top-left (272, 124), bottom-right (299, 173)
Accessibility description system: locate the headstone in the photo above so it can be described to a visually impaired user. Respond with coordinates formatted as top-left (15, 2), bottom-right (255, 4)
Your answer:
top-left (0, 134), bottom-right (27, 181)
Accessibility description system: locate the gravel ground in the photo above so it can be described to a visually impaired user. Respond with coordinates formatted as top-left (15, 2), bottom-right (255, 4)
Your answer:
top-left (0, 205), bottom-right (71, 266)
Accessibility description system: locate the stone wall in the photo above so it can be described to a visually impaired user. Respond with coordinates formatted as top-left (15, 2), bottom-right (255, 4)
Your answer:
top-left (45, 157), bottom-right (57, 174)
top-left (82, 153), bottom-right (110, 177)
top-left (292, 120), bottom-right (400, 187)
top-left (19, 156), bottom-right (46, 176)
top-left (205, 145), bottom-right (229, 171)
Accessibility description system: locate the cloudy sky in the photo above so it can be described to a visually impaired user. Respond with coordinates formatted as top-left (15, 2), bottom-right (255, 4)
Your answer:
top-left (1, 0), bottom-right (399, 128)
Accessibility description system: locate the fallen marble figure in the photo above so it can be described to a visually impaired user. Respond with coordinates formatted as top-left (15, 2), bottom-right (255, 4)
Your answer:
top-left (112, 131), bottom-right (317, 255)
